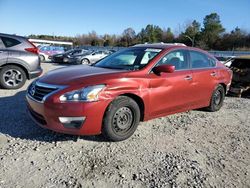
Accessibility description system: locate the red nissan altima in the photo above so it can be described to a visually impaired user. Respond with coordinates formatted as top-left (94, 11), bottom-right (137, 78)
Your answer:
top-left (26, 43), bottom-right (232, 141)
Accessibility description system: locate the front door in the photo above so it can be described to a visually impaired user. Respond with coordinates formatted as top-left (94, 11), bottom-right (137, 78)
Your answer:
top-left (148, 49), bottom-right (195, 117)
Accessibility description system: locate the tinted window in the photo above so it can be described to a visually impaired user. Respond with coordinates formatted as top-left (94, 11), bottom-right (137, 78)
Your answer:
top-left (1, 37), bottom-right (21, 48)
top-left (156, 50), bottom-right (189, 70)
top-left (190, 51), bottom-right (216, 68)
top-left (95, 51), bottom-right (103, 55)
top-left (71, 50), bottom-right (82, 55)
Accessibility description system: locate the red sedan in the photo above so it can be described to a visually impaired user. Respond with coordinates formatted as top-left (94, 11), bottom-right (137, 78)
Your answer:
top-left (26, 43), bottom-right (232, 141)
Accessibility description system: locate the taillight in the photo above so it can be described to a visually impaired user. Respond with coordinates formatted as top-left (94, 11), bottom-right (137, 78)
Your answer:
top-left (25, 47), bottom-right (38, 54)
top-left (26, 40), bottom-right (39, 54)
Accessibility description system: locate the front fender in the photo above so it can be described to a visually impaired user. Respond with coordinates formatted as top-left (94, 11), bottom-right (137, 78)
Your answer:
top-left (101, 78), bottom-right (150, 120)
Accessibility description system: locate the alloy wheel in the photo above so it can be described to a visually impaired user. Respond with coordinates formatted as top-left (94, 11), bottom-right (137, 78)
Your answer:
top-left (3, 69), bottom-right (23, 87)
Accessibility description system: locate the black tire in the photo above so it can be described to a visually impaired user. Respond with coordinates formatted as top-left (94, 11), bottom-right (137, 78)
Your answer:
top-left (81, 58), bottom-right (90, 65)
top-left (0, 65), bottom-right (27, 89)
top-left (206, 84), bottom-right (225, 112)
top-left (39, 55), bottom-right (45, 62)
top-left (102, 96), bottom-right (140, 141)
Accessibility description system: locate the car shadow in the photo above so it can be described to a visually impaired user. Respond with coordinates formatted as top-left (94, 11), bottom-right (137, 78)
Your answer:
top-left (0, 90), bottom-right (108, 143)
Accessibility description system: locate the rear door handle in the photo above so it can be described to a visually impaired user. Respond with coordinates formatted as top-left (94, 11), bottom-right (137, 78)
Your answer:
top-left (184, 75), bottom-right (192, 80)
top-left (210, 72), bottom-right (217, 77)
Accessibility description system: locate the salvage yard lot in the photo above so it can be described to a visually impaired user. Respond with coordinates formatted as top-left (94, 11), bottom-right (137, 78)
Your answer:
top-left (0, 63), bottom-right (250, 188)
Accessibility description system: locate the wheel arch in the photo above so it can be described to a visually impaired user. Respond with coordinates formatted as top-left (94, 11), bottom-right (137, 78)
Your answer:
top-left (218, 82), bottom-right (227, 93)
top-left (119, 93), bottom-right (145, 121)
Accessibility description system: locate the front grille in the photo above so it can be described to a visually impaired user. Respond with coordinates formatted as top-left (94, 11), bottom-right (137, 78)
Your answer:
top-left (28, 82), bottom-right (58, 102)
top-left (28, 107), bottom-right (47, 125)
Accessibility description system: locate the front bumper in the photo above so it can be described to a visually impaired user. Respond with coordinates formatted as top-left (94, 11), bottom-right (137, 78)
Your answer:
top-left (26, 94), bottom-right (111, 135)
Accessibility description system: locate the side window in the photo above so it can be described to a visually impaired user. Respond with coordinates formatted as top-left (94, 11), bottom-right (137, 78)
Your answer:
top-left (190, 51), bottom-right (216, 68)
top-left (95, 51), bottom-right (102, 55)
top-left (157, 50), bottom-right (189, 70)
top-left (72, 50), bottom-right (81, 55)
top-left (1, 37), bottom-right (21, 48)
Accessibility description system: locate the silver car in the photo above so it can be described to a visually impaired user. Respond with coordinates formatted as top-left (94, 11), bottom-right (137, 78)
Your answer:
top-left (77, 50), bottom-right (111, 64)
top-left (0, 33), bottom-right (42, 89)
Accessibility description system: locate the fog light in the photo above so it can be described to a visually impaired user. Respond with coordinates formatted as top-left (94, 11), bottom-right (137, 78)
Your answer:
top-left (59, 117), bottom-right (86, 129)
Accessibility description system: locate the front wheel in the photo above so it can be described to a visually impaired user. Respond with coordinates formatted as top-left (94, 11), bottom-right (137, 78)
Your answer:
top-left (206, 84), bottom-right (225, 112)
top-left (102, 96), bottom-right (140, 141)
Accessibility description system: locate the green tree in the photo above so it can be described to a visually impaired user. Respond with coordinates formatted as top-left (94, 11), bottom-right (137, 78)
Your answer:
top-left (200, 13), bottom-right (225, 49)
top-left (182, 20), bottom-right (200, 46)
top-left (138, 24), bottom-right (163, 43)
top-left (162, 27), bottom-right (174, 43)
top-left (219, 27), bottom-right (248, 50)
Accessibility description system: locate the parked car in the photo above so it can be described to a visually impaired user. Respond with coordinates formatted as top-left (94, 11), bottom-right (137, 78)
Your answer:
top-left (52, 48), bottom-right (89, 63)
top-left (228, 56), bottom-right (250, 97)
top-left (0, 33), bottom-right (42, 89)
top-left (73, 50), bottom-right (112, 65)
top-left (39, 46), bottom-right (64, 62)
top-left (26, 43), bottom-right (232, 141)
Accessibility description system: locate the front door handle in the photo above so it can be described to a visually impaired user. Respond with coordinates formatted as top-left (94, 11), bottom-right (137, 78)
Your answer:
top-left (210, 72), bottom-right (217, 77)
top-left (184, 75), bottom-right (192, 81)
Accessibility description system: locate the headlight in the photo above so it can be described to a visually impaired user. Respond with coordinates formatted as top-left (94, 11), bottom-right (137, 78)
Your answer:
top-left (59, 84), bottom-right (105, 102)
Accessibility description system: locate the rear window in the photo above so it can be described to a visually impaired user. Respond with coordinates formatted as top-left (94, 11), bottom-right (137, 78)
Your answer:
top-left (1, 37), bottom-right (21, 48)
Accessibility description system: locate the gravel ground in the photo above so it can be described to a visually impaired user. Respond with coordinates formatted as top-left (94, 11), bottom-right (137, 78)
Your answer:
top-left (0, 63), bottom-right (250, 188)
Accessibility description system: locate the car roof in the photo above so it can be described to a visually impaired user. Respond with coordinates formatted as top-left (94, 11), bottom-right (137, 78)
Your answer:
top-left (133, 43), bottom-right (187, 49)
top-left (0, 32), bottom-right (26, 40)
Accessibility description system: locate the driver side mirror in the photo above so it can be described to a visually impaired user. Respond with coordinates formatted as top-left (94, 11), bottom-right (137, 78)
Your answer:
top-left (152, 64), bottom-right (175, 75)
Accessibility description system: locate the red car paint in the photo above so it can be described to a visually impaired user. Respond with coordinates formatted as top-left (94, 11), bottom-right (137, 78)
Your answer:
top-left (26, 44), bottom-right (232, 136)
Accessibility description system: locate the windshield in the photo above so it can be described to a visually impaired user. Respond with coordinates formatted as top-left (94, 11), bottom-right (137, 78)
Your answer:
top-left (94, 48), bottom-right (161, 70)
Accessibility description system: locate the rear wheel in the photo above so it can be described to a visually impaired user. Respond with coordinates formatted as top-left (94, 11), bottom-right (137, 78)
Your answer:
top-left (81, 58), bottom-right (90, 65)
top-left (0, 65), bottom-right (27, 89)
top-left (206, 84), bottom-right (225, 112)
top-left (102, 96), bottom-right (140, 141)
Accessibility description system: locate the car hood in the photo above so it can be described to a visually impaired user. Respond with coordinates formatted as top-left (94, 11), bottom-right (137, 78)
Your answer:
top-left (38, 65), bottom-right (126, 85)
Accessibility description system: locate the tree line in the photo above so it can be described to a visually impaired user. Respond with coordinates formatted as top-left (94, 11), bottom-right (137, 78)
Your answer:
top-left (29, 13), bottom-right (250, 51)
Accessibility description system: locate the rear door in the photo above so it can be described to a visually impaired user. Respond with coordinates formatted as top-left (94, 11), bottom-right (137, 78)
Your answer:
top-left (189, 50), bottom-right (218, 107)
top-left (148, 49), bottom-right (195, 117)
top-left (92, 51), bottom-right (104, 63)
top-left (0, 37), bottom-right (8, 66)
